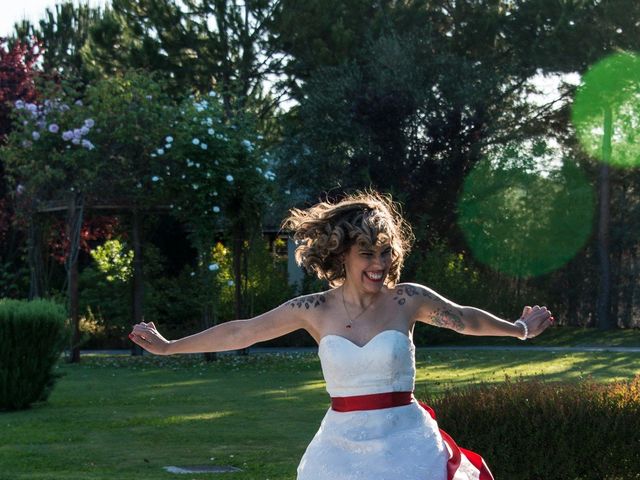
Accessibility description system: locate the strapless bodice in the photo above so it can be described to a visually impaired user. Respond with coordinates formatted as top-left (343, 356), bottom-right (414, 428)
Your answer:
top-left (318, 329), bottom-right (416, 397)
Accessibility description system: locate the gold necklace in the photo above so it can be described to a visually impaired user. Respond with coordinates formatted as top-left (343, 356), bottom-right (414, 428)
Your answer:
top-left (341, 287), bottom-right (377, 329)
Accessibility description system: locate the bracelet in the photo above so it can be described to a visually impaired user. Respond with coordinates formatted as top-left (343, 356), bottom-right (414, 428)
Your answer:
top-left (514, 319), bottom-right (528, 340)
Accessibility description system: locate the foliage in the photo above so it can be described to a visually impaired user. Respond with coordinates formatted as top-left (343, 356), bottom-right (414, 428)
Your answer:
top-left (46, 214), bottom-right (120, 265)
top-left (457, 142), bottom-right (595, 278)
top-left (572, 51), bottom-right (640, 168)
top-left (78, 239), bottom-right (167, 348)
top-left (273, 0), bottom-right (640, 329)
top-left (144, 266), bottom-right (206, 340)
top-left (211, 238), bottom-right (294, 323)
top-left (0, 298), bottom-right (69, 410)
top-left (0, 37), bottom-right (41, 142)
top-left (0, 37), bottom-right (43, 300)
top-left (0, 259), bottom-right (29, 299)
top-left (152, 89), bottom-right (278, 325)
top-left (156, 91), bottom-right (275, 245)
top-left (3, 80), bottom-right (99, 207)
top-left (412, 239), bottom-right (485, 307)
top-left (11, 1), bottom-right (105, 85)
top-left (423, 375), bottom-right (640, 479)
top-left (90, 238), bottom-right (134, 282)
top-left (85, 0), bottom-right (285, 108)
top-left (80, 71), bottom-right (176, 207)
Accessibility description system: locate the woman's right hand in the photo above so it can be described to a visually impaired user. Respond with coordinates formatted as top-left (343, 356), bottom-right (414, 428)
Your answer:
top-left (129, 321), bottom-right (171, 355)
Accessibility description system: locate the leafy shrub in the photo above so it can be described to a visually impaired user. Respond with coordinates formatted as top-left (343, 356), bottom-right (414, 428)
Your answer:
top-left (77, 266), bottom-right (131, 348)
top-left (0, 298), bottom-right (69, 411)
top-left (421, 376), bottom-right (640, 480)
top-left (78, 240), bottom-right (167, 348)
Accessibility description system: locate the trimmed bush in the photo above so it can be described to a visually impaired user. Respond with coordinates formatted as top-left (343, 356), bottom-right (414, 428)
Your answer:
top-left (423, 375), bottom-right (640, 480)
top-left (0, 299), bottom-right (69, 411)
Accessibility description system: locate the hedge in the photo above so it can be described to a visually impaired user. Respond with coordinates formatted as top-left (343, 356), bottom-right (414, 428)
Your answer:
top-left (0, 298), bottom-right (69, 411)
top-left (423, 375), bottom-right (640, 480)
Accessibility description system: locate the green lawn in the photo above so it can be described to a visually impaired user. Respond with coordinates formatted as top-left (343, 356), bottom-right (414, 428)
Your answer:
top-left (418, 324), bottom-right (640, 347)
top-left (1, 349), bottom-right (639, 480)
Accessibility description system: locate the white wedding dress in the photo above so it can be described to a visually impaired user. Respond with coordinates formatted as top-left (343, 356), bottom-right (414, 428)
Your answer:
top-left (296, 329), bottom-right (449, 480)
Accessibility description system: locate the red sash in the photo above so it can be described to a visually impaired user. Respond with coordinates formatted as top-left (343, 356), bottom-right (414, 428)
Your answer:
top-left (330, 391), bottom-right (495, 480)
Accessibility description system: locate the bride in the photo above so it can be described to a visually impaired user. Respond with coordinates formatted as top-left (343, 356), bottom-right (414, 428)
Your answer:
top-left (129, 190), bottom-right (554, 479)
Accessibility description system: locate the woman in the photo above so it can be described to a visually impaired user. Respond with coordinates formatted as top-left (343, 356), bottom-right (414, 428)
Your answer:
top-left (129, 190), bottom-right (554, 479)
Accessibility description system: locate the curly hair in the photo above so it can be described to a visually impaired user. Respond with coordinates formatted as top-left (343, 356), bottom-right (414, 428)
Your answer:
top-left (281, 190), bottom-right (414, 288)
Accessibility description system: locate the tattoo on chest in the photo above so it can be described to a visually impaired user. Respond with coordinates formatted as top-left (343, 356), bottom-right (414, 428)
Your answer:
top-left (287, 293), bottom-right (327, 309)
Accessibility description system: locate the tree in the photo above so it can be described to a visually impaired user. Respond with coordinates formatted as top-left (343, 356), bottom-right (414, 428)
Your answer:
top-left (571, 52), bottom-right (640, 330)
top-left (272, 0), bottom-right (640, 328)
top-left (11, 2), bottom-right (105, 84)
top-left (85, 0), bottom-right (287, 108)
top-left (157, 90), bottom-right (277, 356)
top-left (3, 79), bottom-right (101, 360)
top-left (0, 37), bottom-right (41, 299)
top-left (85, 1), bottom-right (284, 341)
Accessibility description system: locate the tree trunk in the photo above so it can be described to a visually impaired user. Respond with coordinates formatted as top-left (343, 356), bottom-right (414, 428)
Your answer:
top-left (131, 208), bottom-right (144, 356)
top-left (596, 106), bottom-right (613, 330)
top-left (27, 214), bottom-right (44, 300)
top-left (67, 192), bottom-right (83, 363)
top-left (202, 251), bottom-right (218, 362)
top-left (202, 302), bottom-right (217, 362)
top-left (621, 248), bottom-right (636, 328)
top-left (233, 223), bottom-right (249, 355)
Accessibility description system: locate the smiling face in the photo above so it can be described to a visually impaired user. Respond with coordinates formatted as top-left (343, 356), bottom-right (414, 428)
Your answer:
top-left (343, 241), bottom-right (393, 293)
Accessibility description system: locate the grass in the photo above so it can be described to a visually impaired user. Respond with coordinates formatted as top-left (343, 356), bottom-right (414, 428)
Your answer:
top-left (1, 349), bottom-right (639, 480)
top-left (417, 324), bottom-right (640, 347)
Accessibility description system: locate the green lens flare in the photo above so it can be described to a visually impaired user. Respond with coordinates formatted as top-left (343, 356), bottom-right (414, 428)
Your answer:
top-left (572, 51), bottom-right (640, 168)
top-left (457, 157), bottom-right (594, 278)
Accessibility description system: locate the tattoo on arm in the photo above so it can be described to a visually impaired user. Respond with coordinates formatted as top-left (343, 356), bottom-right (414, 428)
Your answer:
top-left (287, 293), bottom-right (327, 310)
top-left (394, 284), bottom-right (465, 332)
top-left (428, 307), bottom-right (465, 332)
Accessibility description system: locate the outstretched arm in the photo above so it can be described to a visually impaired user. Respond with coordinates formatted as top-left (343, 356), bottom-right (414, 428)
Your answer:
top-left (397, 283), bottom-right (554, 339)
top-left (129, 294), bottom-right (320, 355)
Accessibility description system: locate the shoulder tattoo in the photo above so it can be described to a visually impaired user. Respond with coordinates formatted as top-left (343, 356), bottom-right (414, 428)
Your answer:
top-left (392, 284), bottom-right (436, 305)
top-left (287, 293), bottom-right (327, 310)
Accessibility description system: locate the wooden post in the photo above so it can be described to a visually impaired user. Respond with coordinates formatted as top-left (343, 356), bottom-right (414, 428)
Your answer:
top-left (27, 215), bottom-right (44, 300)
top-left (67, 192), bottom-right (83, 363)
top-left (131, 208), bottom-right (144, 356)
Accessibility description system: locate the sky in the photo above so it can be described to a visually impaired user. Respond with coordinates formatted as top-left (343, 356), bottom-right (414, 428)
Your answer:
top-left (1, 0), bottom-right (108, 38)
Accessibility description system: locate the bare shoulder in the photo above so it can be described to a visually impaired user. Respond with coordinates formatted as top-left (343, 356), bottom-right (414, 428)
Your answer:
top-left (394, 282), bottom-right (465, 332)
top-left (283, 290), bottom-right (332, 340)
top-left (391, 282), bottom-right (441, 306)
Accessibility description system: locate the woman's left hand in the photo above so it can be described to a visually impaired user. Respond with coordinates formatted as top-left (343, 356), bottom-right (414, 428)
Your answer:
top-left (519, 305), bottom-right (554, 339)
